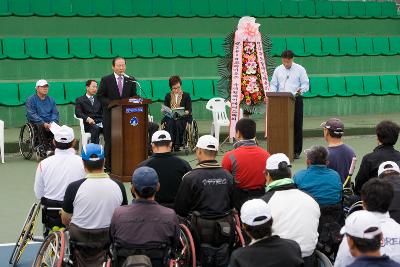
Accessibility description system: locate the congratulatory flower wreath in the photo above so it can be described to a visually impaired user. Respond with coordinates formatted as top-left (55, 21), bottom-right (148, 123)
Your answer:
top-left (217, 17), bottom-right (275, 115)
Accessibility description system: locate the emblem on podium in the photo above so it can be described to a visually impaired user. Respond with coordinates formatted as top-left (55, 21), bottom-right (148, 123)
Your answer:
top-left (129, 117), bottom-right (139, 126)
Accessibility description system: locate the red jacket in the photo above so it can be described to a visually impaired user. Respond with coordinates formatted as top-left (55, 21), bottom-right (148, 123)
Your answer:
top-left (222, 140), bottom-right (270, 190)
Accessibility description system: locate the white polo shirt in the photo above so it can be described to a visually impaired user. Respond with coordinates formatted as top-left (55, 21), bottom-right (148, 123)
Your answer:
top-left (334, 212), bottom-right (400, 267)
top-left (62, 173), bottom-right (127, 229)
top-left (34, 148), bottom-right (86, 201)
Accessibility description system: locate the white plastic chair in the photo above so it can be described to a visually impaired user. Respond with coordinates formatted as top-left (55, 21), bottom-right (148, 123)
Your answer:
top-left (206, 98), bottom-right (231, 144)
top-left (74, 114), bottom-right (91, 152)
top-left (0, 120), bottom-right (4, 163)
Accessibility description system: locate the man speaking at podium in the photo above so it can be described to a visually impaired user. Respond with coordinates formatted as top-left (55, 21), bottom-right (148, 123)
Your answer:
top-left (98, 57), bottom-right (137, 172)
top-left (270, 50), bottom-right (309, 160)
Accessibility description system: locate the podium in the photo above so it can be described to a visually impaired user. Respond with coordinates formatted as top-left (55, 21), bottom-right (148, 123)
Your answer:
top-left (109, 98), bottom-right (151, 182)
top-left (265, 92), bottom-right (295, 161)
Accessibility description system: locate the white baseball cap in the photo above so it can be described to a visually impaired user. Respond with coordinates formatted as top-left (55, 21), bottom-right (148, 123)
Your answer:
top-left (378, 161), bottom-right (400, 177)
top-left (340, 210), bottom-right (382, 239)
top-left (196, 135), bottom-right (219, 151)
top-left (241, 199), bottom-right (272, 226)
top-left (36, 79), bottom-right (48, 87)
top-left (53, 125), bottom-right (74, 143)
top-left (151, 130), bottom-right (171, 143)
top-left (266, 153), bottom-right (291, 170)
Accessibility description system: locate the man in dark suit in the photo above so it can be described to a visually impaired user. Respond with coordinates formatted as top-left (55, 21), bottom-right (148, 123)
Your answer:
top-left (97, 57), bottom-right (137, 171)
top-left (75, 80), bottom-right (103, 144)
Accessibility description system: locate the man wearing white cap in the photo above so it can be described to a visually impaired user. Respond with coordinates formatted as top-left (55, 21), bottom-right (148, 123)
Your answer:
top-left (335, 179), bottom-right (400, 267)
top-left (340, 210), bottom-right (400, 267)
top-left (229, 199), bottom-right (303, 267)
top-left (26, 80), bottom-right (59, 152)
top-left (34, 125), bottom-right (85, 235)
top-left (261, 153), bottom-right (320, 267)
top-left (378, 161), bottom-right (400, 223)
top-left (174, 135), bottom-right (234, 266)
top-left (137, 130), bottom-right (191, 208)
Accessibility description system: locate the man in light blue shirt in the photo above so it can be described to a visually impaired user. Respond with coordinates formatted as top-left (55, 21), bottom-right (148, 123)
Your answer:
top-left (270, 50), bottom-right (309, 159)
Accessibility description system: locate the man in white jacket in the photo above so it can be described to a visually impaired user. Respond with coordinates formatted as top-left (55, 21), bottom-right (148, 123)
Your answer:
top-left (334, 178), bottom-right (400, 267)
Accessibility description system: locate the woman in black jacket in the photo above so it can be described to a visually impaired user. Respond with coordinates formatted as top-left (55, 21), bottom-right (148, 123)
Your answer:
top-left (162, 75), bottom-right (192, 151)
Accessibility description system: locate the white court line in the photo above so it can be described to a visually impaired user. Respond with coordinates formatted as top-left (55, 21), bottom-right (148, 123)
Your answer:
top-left (0, 242), bottom-right (41, 247)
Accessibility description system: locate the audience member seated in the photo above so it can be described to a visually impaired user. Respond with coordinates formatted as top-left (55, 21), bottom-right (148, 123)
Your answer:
top-left (26, 79), bottom-right (59, 155)
top-left (174, 135), bottom-right (234, 266)
top-left (354, 120), bottom-right (400, 194)
top-left (34, 125), bottom-right (85, 236)
top-left (229, 199), bottom-right (304, 267)
top-left (294, 145), bottom-right (342, 206)
top-left (294, 145), bottom-right (343, 257)
top-left (339, 209), bottom-right (400, 267)
top-left (110, 167), bottom-right (180, 267)
top-left (335, 179), bottom-right (400, 267)
top-left (61, 143), bottom-right (127, 266)
top-left (222, 118), bottom-right (270, 211)
top-left (262, 153), bottom-right (320, 267)
top-left (137, 130), bottom-right (191, 208)
top-left (75, 80), bottom-right (103, 144)
top-left (161, 75), bottom-right (192, 151)
top-left (321, 118), bottom-right (356, 187)
top-left (378, 161), bottom-right (400, 223)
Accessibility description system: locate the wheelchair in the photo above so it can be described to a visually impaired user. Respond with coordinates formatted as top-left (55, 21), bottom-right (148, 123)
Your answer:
top-left (33, 228), bottom-right (112, 267)
top-left (33, 222), bottom-right (197, 267)
top-left (161, 115), bottom-right (199, 155)
top-left (177, 211), bottom-right (245, 267)
top-left (19, 122), bottom-right (54, 161)
top-left (9, 202), bottom-right (64, 266)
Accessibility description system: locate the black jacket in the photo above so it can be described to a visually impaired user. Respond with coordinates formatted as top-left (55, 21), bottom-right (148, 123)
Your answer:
top-left (354, 145), bottom-right (400, 194)
top-left (229, 236), bottom-right (304, 267)
top-left (75, 95), bottom-right (103, 130)
top-left (384, 175), bottom-right (400, 224)
top-left (137, 152), bottom-right (192, 205)
top-left (174, 160), bottom-right (234, 217)
top-left (164, 92), bottom-right (192, 114)
top-left (97, 73), bottom-right (137, 111)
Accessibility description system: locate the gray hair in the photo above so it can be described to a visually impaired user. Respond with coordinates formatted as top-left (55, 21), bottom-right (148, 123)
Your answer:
top-left (305, 145), bottom-right (328, 165)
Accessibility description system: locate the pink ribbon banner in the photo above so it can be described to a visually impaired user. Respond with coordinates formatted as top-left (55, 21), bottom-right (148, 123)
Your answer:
top-left (229, 17), bottom-right (271, 138)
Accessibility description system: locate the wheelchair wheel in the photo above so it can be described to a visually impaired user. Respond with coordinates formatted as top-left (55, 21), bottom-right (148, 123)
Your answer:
top-left (33, 230), bottom-right (65, 267)
top-left (19, 123), bottom-right (35, 160)
top-left (9, 203), bottom-right (41, 266)
top-left (345, 201), bottom-right (364, 218)
top-left (176, 223), bottom-right (196, 267)
top-left (233, 213), bottom-right (245, 248)
top-left (183, 120), bottom-right (199, 155)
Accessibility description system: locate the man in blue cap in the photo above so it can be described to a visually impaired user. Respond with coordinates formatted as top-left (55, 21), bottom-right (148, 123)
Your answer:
top-left (110, 166), bottom-right (180, 266)
top-left (61, 143), bottom-right (127, 265)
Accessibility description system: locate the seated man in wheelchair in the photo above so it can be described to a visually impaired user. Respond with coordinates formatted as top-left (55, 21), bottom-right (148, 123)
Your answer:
top-left (34, 125), bottom-right (86, 236)
top-left (110, 166), bottom-right (180, 267)
top-left (229, 199), bottom-right (303, 267)
top-left (174, 135), bottom-right (235, 266)
top-left (26, 79), bottom-right (59, 156)
top-left (161, 75), bottom-right (192, 152)
top-left (61, 143), bottom-right (128, 266)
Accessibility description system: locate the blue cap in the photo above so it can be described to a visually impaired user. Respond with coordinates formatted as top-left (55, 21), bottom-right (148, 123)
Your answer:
top-left (81, 143), bottom-right (105, 161)
top-left (132, 166), bottom-right (159, 193)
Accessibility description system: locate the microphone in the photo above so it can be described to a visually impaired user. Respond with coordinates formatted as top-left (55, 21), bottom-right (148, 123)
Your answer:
top-left (123, 73), bottom-right (148, 99)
